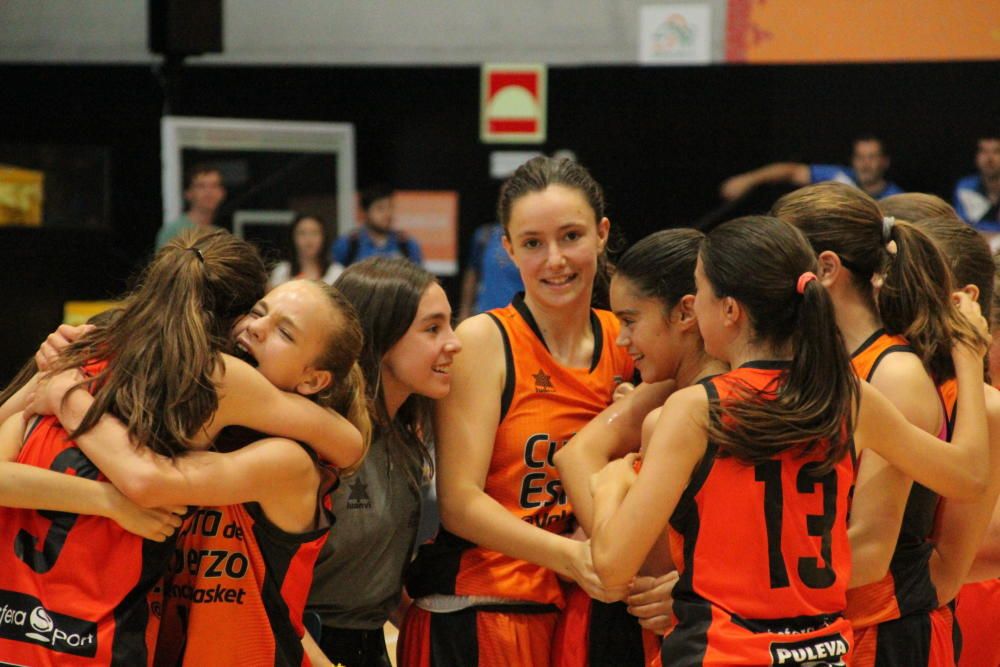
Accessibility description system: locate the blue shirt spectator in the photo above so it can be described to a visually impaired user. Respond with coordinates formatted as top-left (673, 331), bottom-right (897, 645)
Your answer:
top-left (331, 226), bottom-right (423, 266)
top-left (332, 184), bottom-right (424, 267)
top-left (953, 138), bottom-right (1000, 231)
top-left (460, 223), bottom-right (524, 319)
top-left (809, 164), bottom-right (903, 200)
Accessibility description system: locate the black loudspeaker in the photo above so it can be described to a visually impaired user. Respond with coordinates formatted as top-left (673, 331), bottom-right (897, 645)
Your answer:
top-left (149, 0), bottom-right (223, 56)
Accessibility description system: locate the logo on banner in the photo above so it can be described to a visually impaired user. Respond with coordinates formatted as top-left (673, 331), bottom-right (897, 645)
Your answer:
top-left (481, 64), bottom-right (547, 144)
top-left (639, 4), bottom-right (713, 64)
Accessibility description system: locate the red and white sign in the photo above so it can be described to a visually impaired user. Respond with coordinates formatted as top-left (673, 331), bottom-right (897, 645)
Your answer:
top-left (481, 64), bottom-right (546, 144)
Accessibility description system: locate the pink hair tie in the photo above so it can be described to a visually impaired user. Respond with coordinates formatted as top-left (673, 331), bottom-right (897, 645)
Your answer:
top-left (796, 271), bottom-right (817, 295)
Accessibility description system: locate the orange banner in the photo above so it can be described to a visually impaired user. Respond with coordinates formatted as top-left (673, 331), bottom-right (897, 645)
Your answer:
top-left (728, 0), bottom-right (1000, 63)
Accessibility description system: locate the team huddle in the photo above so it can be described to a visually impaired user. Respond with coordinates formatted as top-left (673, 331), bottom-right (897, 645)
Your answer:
top-left (0, 156), bottom-right (998, 667)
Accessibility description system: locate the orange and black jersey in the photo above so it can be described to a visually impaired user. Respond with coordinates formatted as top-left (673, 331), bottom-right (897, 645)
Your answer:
top-left (847, 330), bottom-right (951, 629)
top-left (661, 363), bottom-right (855, 666)
top-left (153, 446), bottom-right (336, 667)
top-left (407, 294), bottom-right (634, 606)
top-left (0, 414), bottom-right (174, 666)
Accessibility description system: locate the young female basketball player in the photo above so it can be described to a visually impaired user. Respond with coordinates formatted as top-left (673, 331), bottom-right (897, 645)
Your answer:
top-left (27, 278), bottom-right (370, 667)
top-left (590, 215), bottom-right (990, 667)
top-left (0, 231), bottom-right (364, 666)
top-left (900, 210), bottom-right (1000, 667)
top-left (772, 183), bottom-right (991, 667)
top-left (552, 229), bottom-right (728, 666)
top-left (399, 156), bottom-right (635, 666)
top-left (303, 257), bottom-right (462, 667)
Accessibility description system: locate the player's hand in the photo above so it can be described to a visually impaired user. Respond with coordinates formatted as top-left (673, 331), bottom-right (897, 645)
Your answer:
top-left (35, 324), bottom-right (92, 371)
top-left (25, 368), bottom-right (87, 422)
top-left (590, 453), bottom-right (639, 496)
top-left (564, 539), bottom-right (630, 603)
top-left (627, 572), bottom-right (678, 634)
top-left (952, 290), bottom-right (990, 356)
top-left (106, 484), bottom-right (186, 541)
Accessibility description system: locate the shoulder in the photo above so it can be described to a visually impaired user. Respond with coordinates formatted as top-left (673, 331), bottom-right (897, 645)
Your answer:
top-left (956, 174), bottom-right (980, 191)
top-left (808, 164), bottom-right (847, 182)
top-left (662, 384), bottom-right (710, 417)
top-left (455, 312), bottom-right (504, 353)
top-left (984, 383), bottom-right (1000, 423)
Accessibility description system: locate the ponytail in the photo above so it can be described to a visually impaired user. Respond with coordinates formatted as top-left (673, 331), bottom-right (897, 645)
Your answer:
top-left (701, 217), bottom-right (858, 473)
top-left (879, 220), bottom-right (987, 382)
top-left (323, 361), bottom-right (372, 475)
top-left (49, 229), bottom-right (267, 458)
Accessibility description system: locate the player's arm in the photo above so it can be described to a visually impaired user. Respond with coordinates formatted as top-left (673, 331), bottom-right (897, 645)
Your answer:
top-left (591, 386), bottom-right (708, 588)
top-left (855, 341), bottom-right (989, 501)
top-left (301, 633), bottom-right (334, 667)
top-left (0, 413), bottom-right (182, 540)
top-left (35, 372), bottom-right (325, 509)
top-left (929, 384), bottom-right (1000, 600)
top-left (847, 354), bottom-right (938, 588)
top-left (212, 354), bottom-right (364, 470)
top-left (554, 379), bottom-right (675, 535)
top-left (964, 493), bottom-right (1000, 582)
top-left (719, 163), bottom-right (811, 201)
top-left (435, 315), bottom-right (625, 602)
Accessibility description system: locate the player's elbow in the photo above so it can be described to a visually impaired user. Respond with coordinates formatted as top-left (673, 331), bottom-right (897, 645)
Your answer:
top-left (117, 469), bottom-right (168, 508)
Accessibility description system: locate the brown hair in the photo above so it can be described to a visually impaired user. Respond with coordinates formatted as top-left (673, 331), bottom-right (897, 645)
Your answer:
top-left (911, 216), bottom-right (994, 322)
top-left (772, 182), bottom-right (985, 383)
top-left (615, 228), bottom-right (704, 313)
top-left (880, 192), bottom-right (959, 224)
top-left (497, 156), bottom-right (612, 308)
top-left (308, 281), bottom-right (372, 472)
top-left (700, 216), bottom-right (858, 473)
top-left (334, 258), bottom-right (438, 491)
top-left (49, 228), bottom-right (267, 458)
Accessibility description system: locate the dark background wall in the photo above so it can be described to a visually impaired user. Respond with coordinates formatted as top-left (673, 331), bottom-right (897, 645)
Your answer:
top-left (1, 60), bottom-right (998, 383)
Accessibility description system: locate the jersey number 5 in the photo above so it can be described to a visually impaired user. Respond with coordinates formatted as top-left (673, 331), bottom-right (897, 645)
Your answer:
top-left (755, 460), bottom-right (838, 589)
top-left (14, 448), bottom-right (101, 573)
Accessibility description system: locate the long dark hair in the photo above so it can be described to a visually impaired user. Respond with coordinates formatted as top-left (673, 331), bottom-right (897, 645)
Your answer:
top-left (334, 257), bottom-right (437, 491)
top-left (700, 216), bottom-right (859, 473)
top-left (288, 213), bottom-right (331, 278)
top-left (497, 156), bottom-right (613, 308)
top-left (616, 228), bottom-right (704, 312)
top-left (49, 228), bottom-right (267, 458)
top-left (772, 182), bottom-right (986, 382)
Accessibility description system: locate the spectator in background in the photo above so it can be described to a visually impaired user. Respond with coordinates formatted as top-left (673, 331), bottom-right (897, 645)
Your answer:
top-left (458, 222), bottom-right (523, 320)
top-left (332, 185), bottom-right (423, 267)
top-left (269, 214), bottom-right (343, 289)
top-left (719, 134), bottom-right (904, 202)
top-left (954, 134), bottom-right (1000, 230)
top-left (155, 164), bottom-right (226, 250)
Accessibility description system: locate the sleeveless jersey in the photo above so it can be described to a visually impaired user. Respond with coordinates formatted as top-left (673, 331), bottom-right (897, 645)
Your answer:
top-left (661, 363), bottom-right (855, 666)
top-left (407, 294), bottom-right (634, 606)
top-left (847, 330), bottom-right (950, 629)
top-left (153, 450), bottom-right (336, 667)
top-left (0, 363), bottom-right (174, 666)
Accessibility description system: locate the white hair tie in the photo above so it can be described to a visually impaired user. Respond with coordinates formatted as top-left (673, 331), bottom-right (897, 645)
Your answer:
top-left (881, 216), bottom-right (895, 245)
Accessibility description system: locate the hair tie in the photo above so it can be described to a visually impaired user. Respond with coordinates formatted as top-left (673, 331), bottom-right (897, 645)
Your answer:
top-left (796, 271), bottom-right (817, 295)
top-left (189, 247), bottom-right (205, 263)
top-left (881, 216), bottom-right (895, 245)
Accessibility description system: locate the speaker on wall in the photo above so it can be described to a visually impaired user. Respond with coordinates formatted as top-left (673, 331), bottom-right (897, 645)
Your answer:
top-left (149, 0), bottom-right (223, 56)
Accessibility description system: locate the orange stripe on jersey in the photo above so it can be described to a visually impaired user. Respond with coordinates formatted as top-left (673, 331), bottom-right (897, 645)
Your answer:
top-left (0, 361), bottom-right (173, 667)
top-left (847, 332), bottom-right (951, 632)
top-left (154, 464), bottom-right (335, 666)
top-left (662, 363), bottom-right (855, 666)
top-left (407, 295), bottom-right (634, 605)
